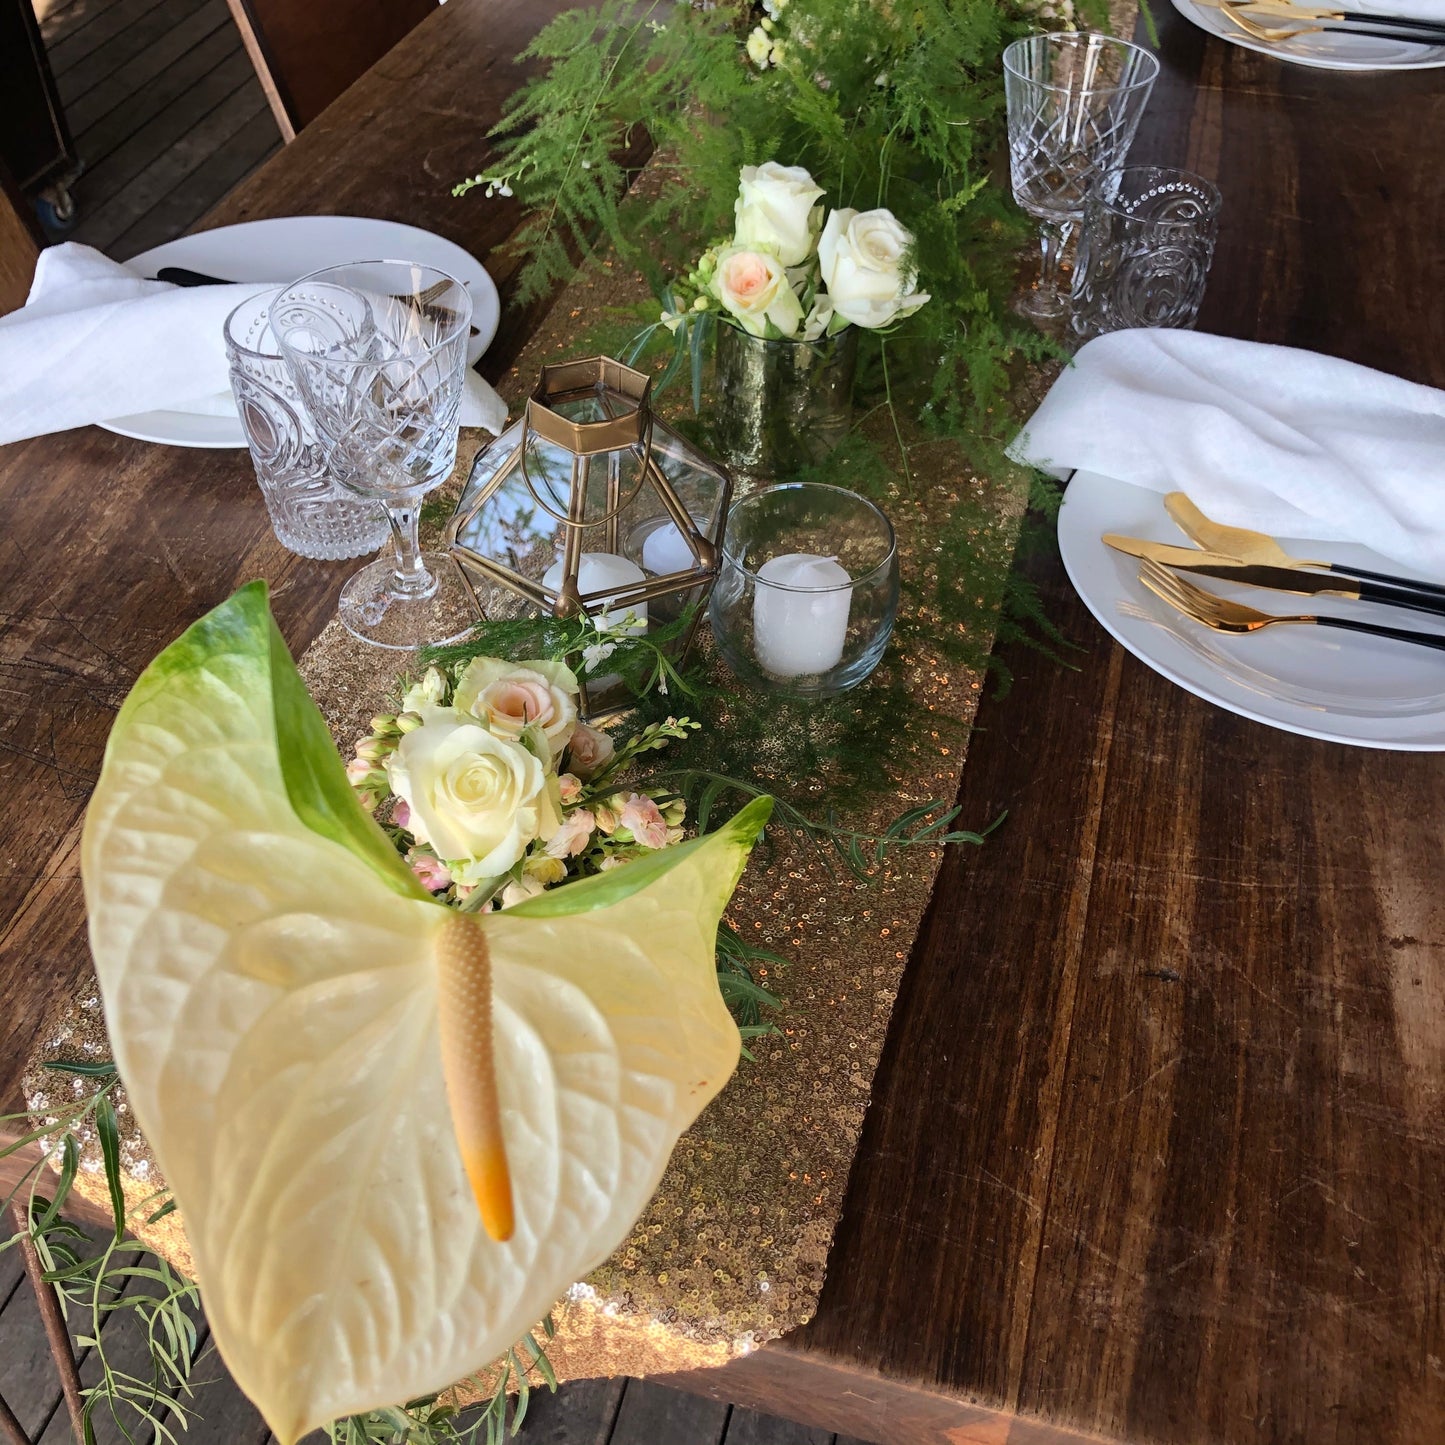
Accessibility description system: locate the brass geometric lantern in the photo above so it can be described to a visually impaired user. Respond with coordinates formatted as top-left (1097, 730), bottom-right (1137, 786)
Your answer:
top-left (447, 356), bottom-right (731, 715)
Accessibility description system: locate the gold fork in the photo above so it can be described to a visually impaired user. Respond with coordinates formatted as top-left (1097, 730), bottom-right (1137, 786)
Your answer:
top-left (1137, 560), bottom-right (1445, 653)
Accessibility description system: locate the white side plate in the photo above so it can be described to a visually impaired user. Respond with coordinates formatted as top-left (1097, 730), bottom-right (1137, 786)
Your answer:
top-left (102, 216), bottom-right (501, 449)
top-left (1172, 0), bottom-right (1445, 70)
top-left (1058, 470), bottom-right (1445, 750)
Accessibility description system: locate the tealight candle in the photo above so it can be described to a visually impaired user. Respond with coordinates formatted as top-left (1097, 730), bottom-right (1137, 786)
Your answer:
top-left (752, 553), bottom-right (852, 679)
top-left (542, 552), bottom-right (649, 631)
top-left (641, 519), bottom-right (701, 576)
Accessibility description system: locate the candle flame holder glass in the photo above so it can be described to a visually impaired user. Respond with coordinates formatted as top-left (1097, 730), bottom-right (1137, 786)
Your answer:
top-left (710, 483), bottom-right (899, 699)
top-left (448, 356), bottom-right (731, 716)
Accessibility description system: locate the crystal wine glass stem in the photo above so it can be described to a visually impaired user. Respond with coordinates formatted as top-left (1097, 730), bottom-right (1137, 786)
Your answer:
top-left (1036, 219), bottom-right (1071, 312)
top-left (385, 500), bottom-right (436, 599)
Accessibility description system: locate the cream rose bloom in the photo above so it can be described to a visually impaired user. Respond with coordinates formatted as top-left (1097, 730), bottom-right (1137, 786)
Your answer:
top-left (452, 656), bottom-right (578, 753)
top-left (818, 207), bottom-right (930, 329)
top-left (385, 717), bottom-right (561, 884)
top-left (711, 246), bottom-right (805, 339)
top-left (733, 162), bottom-right (824, 267)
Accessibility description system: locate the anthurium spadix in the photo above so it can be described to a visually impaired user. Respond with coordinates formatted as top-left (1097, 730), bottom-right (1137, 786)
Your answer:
top-left (80, 581), bottom-right (769, 1443)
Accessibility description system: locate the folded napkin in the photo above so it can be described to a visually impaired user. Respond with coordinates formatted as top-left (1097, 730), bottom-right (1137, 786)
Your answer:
top-left (1011, 329), bottom-right (1445, 577)
top-left (0, 243), bottom-right (507, 445)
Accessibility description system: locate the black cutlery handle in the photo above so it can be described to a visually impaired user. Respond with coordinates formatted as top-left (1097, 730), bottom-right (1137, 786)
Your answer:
top-left (1354, 577), bottom-right (1445, 617)
top-left (1330, 562), bottom-right (1445, 602)
top-left (1319, 615), bottom-right (1445, 653)
top-left (1323, 21), bottom-right (1445, 41)
top-left (154, 266), bottom-right (230, 287)
top-left (1339, 9), bottom-right (1445, 35)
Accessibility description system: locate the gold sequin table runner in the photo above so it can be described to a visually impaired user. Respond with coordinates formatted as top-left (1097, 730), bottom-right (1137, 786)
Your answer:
top-left (23, 255), bottom-right (1030, 1386)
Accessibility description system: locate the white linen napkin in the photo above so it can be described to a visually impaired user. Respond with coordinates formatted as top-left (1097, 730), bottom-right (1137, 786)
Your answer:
top-left (0, 243), bottom-right (507, 445)
top-left (1010, 329), bottom-right (1445, 578)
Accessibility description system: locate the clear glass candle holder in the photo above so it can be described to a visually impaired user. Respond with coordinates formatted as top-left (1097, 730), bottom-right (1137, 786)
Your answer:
top-left (710, 483), bottom-right (899, 699)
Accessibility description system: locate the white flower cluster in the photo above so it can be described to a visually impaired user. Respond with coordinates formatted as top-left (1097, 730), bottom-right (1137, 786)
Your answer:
top-left (346, 653), bottom-right (687, 909)
top-left (672, 160), bottom-right (930, 341)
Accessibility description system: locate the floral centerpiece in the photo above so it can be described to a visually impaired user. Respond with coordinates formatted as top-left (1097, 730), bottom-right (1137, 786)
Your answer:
top-left (345, 653), bottom-right (699, 911)
top-left (645, 159), bottom-right (929, 475)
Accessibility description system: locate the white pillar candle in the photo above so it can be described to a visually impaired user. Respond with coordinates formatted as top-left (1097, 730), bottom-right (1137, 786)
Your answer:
top-left (641, 519), bottom-right (701, 576)
top-left (752, 553), bottom-right (852, 678)
top-left (542, 552), bottom-right (648, 631)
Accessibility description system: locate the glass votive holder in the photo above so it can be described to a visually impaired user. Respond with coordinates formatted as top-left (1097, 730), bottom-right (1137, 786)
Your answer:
top-left (709, 483), bottom-right (899, 699)
top-left (1070, 166), bottom-right (1222, 342)
top-left (223, 291), bottom-right (388, 561)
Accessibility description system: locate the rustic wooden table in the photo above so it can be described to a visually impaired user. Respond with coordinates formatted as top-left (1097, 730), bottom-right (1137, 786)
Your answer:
top-left (2, 5), bottom-right (1441, 1445)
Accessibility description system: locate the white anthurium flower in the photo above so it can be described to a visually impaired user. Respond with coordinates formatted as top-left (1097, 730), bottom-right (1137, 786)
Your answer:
top-left (733, 162), bottom-right (825, 267)
top-left (711, 245), bottom-right (806, 338)
top-left (80, 581), bottom-right (770, 1443)
top-left (818, 207), bottom-right (931, 329)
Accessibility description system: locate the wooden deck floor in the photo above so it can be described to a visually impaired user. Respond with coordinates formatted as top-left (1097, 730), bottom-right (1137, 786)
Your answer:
top-left (34, 0), bottom-right (282, 256)
top-left (0, 1222), bottom-right (872, 1445)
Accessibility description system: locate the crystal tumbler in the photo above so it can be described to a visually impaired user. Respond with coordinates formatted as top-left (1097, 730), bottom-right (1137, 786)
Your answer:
top-left (1070, 166), bottom-right (1223, 340)
top-left (710, 483), bottom-right (898, 699)
top-left (223, 292), bottom-right (387, 562)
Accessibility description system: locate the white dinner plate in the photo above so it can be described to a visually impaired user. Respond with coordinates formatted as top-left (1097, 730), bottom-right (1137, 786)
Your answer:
top-left (1171, 0), bottom-right (1445, 70)
top-left (102, 216), bottom-right (501, 449)
top-left (1058, 470), bottom-right (1445, 750)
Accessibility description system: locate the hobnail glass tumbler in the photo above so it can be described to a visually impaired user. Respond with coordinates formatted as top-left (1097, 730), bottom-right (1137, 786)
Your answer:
top-left (272, 261), bottom-right (475, 650)
top-left (223, 291), bottom-right (387, 562)
top-left (1070, 166), bottom-right (1222, 340)
top-left (1003, 31), bottom-right (1160, 321)
top-left (710, 483), bottom-right (899, 699)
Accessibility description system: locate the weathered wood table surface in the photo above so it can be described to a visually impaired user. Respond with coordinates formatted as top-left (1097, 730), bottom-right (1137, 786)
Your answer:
top-left (2, 5), bottom-right (1441, 1444)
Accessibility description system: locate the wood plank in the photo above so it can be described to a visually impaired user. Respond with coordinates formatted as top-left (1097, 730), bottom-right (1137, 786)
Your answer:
top-left (106, 106), bottom-right (281, 260)
top-left (61, 0), bottom-right (233, 140)
top-left (72, 81), bottom-right (270, 254)
top-left (176, 1341), bottom-right (271, 1445)
top-left (608, 1379), bottom-right (729, 1445)
top-left (56, 0), bottom-right (212, 108)
top-left (36, 0), bottom-right (121, 49)
top-left (44, 0), bottom-right (179, 83)
top-left (70, 24), bottom-right (251, 182)
top-left (0, 1237), bottom-right (24, 1311)
top-left (724, 1404), bottom-right (833, 1445)
top-left (509, 1376), bottom-right (625, 1445)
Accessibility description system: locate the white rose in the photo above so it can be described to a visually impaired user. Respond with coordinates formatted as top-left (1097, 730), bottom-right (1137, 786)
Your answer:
top-left (733, 162), bottom-right (824, 267)
top-left (385, 718), bottom-right (561, 884)
top-left (452, 656), bottom-right (578, 754)
top-left (818, 207), bottom-right (931, 329)
top-left (711, 246), bottom-right (805, 339)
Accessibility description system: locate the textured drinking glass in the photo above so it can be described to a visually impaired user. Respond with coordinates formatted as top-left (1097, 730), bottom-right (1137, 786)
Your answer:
top-left (710, 483), bottom-right (899, 699)
top-left (223, 292), bottom-right (388, 561)
top-left (1070, 166), bottom-right (1222, 340)
top-left (1003, 32), bottom-right (1160, 321)
top-left (272, 261), bottom-right (474, 650)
